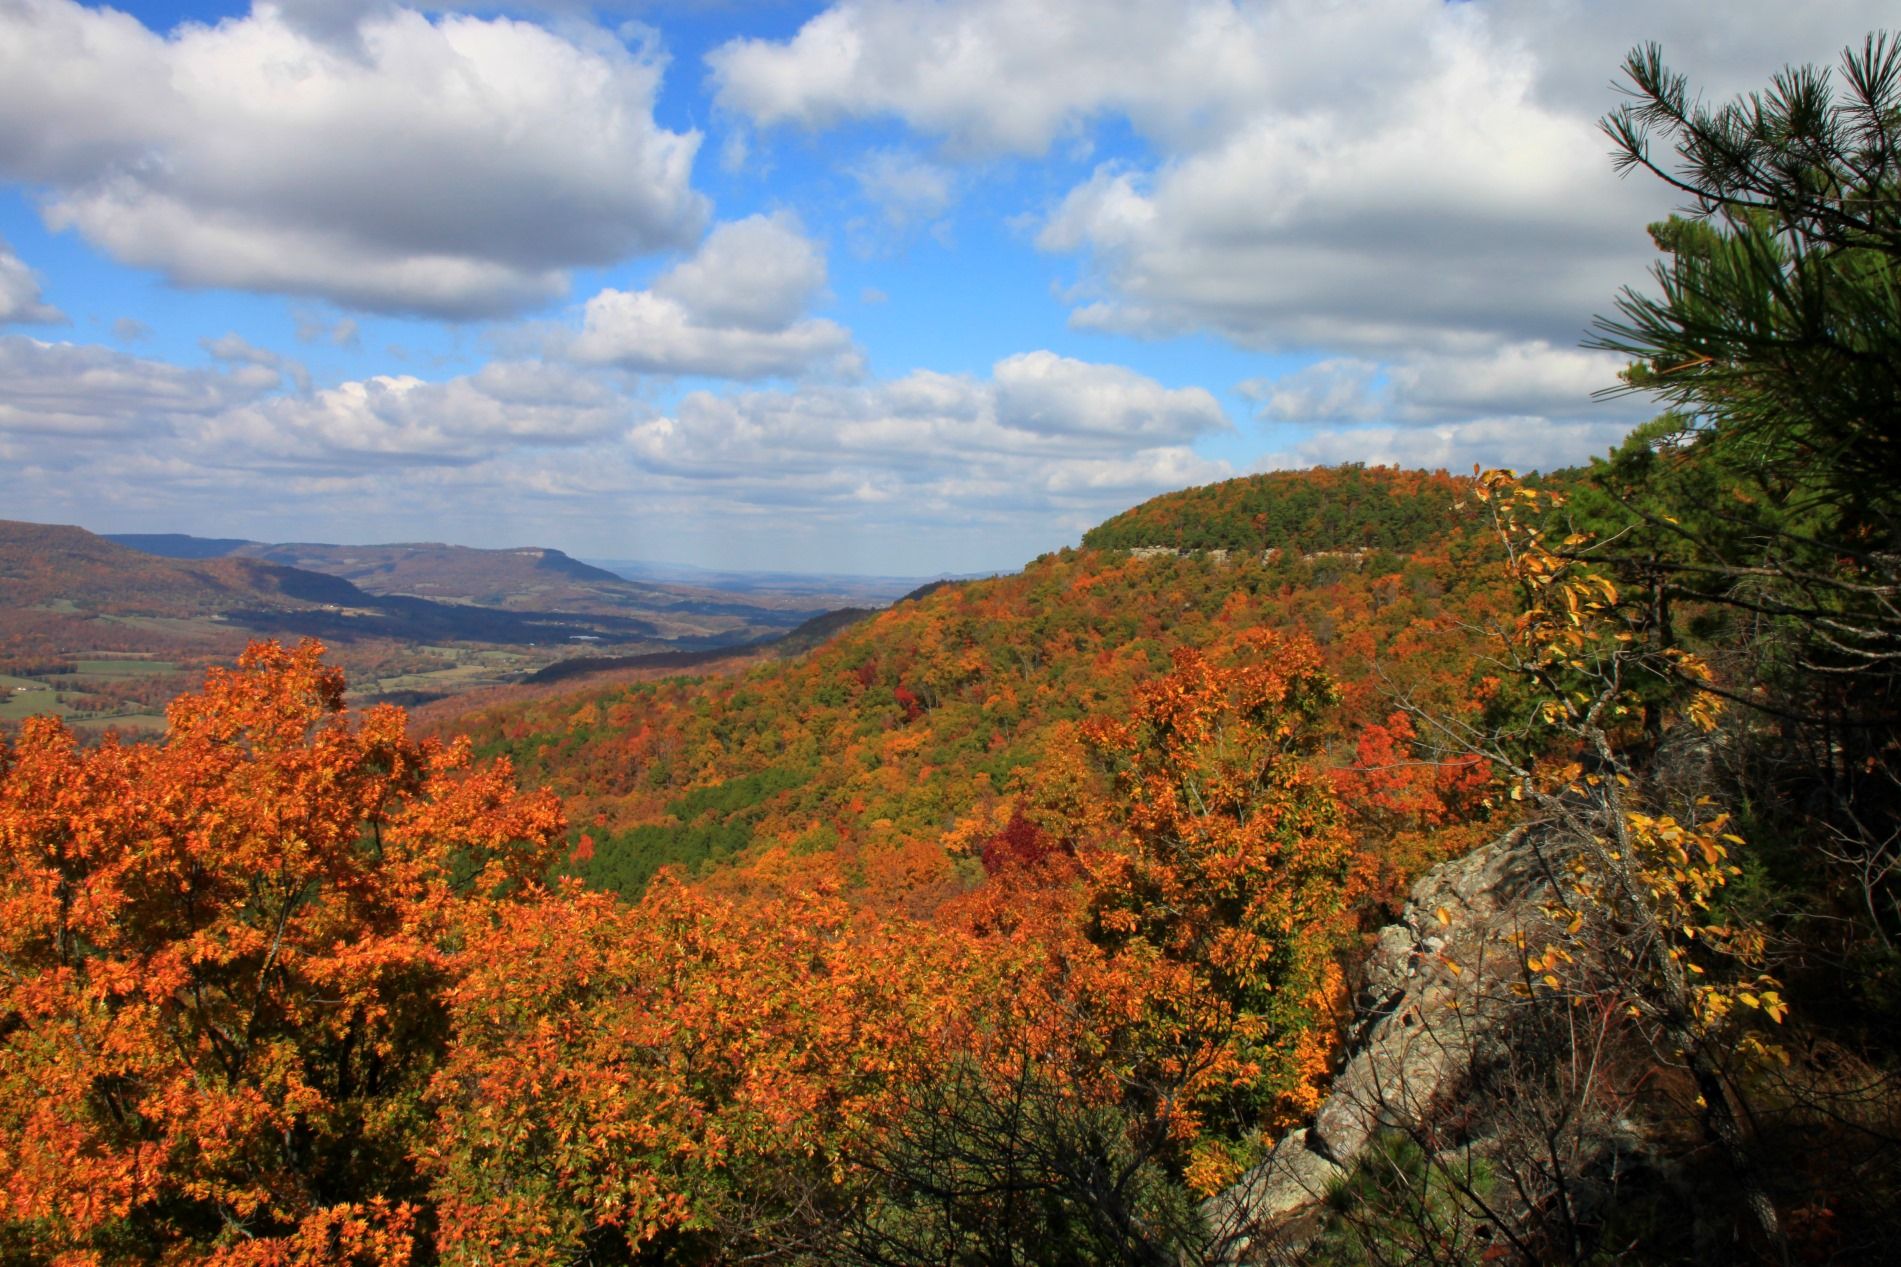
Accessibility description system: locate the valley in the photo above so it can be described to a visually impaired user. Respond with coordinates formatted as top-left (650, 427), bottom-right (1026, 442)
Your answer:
top-left (0, 520), bottom-right (938, 729)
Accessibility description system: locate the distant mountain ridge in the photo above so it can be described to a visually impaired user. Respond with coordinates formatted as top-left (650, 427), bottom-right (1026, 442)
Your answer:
top-left (104, 532), bottom-right (259, 560)
top-left (4, 521), bottom-right (928, 720)
top-left (2, 520), bottom-right (693, 645)
top-left (4, 520), bottom-right (340, 614)
top-left (0, 520), bottom-right (846, 703)
top-left (230, 540), bottom-right (644, 608)
top-left (105, 533), bottom-right (909, 625)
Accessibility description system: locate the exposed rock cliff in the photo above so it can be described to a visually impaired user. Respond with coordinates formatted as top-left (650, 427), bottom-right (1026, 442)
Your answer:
top-left (1206, 824), bottom-right (1562, 1261)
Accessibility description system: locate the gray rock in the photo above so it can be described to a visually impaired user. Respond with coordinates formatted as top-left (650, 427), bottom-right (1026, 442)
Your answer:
top-left (1204, 824), bottom-right (1563, 1262)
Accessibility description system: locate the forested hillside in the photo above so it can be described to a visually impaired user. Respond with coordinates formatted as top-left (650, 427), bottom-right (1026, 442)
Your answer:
top-left (1082, 465), bottom-right (1461, 556)
top-left (447, 466), bottom-right (1502, 912)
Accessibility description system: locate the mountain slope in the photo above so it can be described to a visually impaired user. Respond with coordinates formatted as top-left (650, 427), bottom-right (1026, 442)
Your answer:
top-left (0, 521), bottom-right (776, 717)
top-left (1, 520), bottom-right (344, 618)
top-left (445, 467), bottom-right (1506, 909)
top-left (228, 541), bottom-right (822, 641)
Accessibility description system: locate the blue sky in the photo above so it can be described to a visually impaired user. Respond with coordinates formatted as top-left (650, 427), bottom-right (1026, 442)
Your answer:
top-left (0, 1), bottom-right (1892, 574)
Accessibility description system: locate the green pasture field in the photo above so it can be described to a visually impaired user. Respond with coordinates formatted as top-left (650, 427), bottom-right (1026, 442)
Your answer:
top-left (69, 712), bottom-right (168, 736)
top-left (0, 681), bottom-right (68, 722)
top-left (95, 613), bottom-right (236, 639)
top-left (358, 647), bottom-right (540, 699)
top-left (73, 658), bottom-right (180, 676)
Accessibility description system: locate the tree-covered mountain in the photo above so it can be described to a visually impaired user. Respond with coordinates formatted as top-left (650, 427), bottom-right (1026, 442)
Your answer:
top-left (1083, 465), bottom-right (1462, 555)
top-left (444, 465), bottom-right (1501, 914)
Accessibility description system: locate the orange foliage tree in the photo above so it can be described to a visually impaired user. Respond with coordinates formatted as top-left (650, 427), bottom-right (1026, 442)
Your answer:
top-left (1072, 630), bottom-right (1354, 1171)
top-left (0, 640), bottom-right (563, 1264)
top-left (424, 876), bottom-right (975, 1263)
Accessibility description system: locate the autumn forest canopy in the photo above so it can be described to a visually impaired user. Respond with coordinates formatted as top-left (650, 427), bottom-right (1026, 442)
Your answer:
top-left (5, 36), bottom-right (1901, 1267)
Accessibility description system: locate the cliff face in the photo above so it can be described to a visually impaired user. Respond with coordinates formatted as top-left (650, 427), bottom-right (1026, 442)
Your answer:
top-left (1207, 824), bottom-right (1562, 1261)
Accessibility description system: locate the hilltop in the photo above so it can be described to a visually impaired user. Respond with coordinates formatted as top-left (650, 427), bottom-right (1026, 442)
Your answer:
top-left (1083, 464), bottom-right (1462, 555)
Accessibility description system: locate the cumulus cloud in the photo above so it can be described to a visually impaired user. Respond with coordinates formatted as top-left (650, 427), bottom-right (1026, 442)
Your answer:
top-left (1265, 417), bottom-right (1635, 477)
top-left (570, 212), bottom-right (857, 379)
top-left (1242, 342), bottom-right (1631, 426)
top-left (627, 354), bottom-right (1230, 512)
top-left (0, 332), bottom-right (630, 479)
top-left (707, 0), bottom-right (1276, 156)
top-left (652, 212), bottom-right (828, 331)
top-left (0, 334), bottom-right (271, 441)
top-left (1240, 359), bottom-right (1387, 425)
top-left (203, 332), bottom-right (312, 393)
top-left (1031, 34), bottom-right (1656, 352)
top-left (712, 0), bottom-right (1893, 354)
top-left (0, 0), bottom-right (705, 317)
top-left (994, 350), bottom-right (1227, 440)
top-left (571, 293), bottom-right (855, 381)
top-left (0, 238), bottom-right (63, 325)
top-left (197, 359), bottom-right (635, 469)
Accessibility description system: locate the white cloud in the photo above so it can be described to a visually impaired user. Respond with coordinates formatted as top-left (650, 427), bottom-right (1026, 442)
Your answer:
top-left (1243, 342), bottom-right (1631, 425)
top-left (0, 0), bottom-right (705, 317)
top-left (0, 237), bottom-right (63, 325)
top-left (1263, 418), bottom-right (1635, 476)
top-left (571, 290), bottom-right (856, 380)
top-left (712, 0), bottom-right (1895, 354)
top-left (627, 354), bottom-right (1230, 509)
top-left (707, 0), bottom-right (1280, 156)
top-left (994, 350), bottom-right (1226, 440)
top-left (1033, 34), bottom-right (1654, 352)
top-left (1239, 359), bottom-right (1386, 425)
top-left (196, 359), bottom-right (634, 469)
top-left (570, 212), bottom-right (857, 379)
top-left (0, 334), bottom-right (269, 441)
top-left (0, 332), bottom-right (629, 477)
top-left (652, 212), bottom-right (826, 331)
top-left (203, 332), bottom-right (312, 393)
top-left (1388, 343), bottom-right (1629, 421)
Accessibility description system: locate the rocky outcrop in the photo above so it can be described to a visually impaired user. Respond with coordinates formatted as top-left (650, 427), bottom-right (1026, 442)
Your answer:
top-left (1205, 824), bottom-right (1561, 1261)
